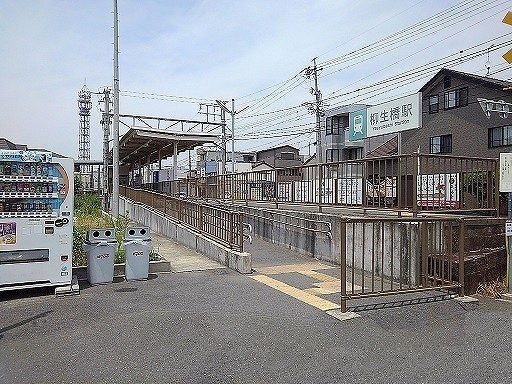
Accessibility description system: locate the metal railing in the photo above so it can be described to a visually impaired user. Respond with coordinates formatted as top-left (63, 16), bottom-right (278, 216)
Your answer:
top-left (238, 206), bottom-right (333, 240)
top-left (120, 186), bottom-right (244, 251)
top-left (142, 153), bottom-right (499, 215)
top-left (339, 216), bottom-right (466, 312)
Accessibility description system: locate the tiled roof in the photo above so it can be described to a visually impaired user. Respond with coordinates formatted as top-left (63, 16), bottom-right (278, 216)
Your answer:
top-left (0, 138), bottom-right (27, 150)
top-left (365, 136), bottom-right (398, 158)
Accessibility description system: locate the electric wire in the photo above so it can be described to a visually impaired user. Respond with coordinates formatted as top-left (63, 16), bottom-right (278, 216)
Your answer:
top-left (320, 2), bottom-right (512, 79)
top-left (319, 0), bottom-right (504, 70)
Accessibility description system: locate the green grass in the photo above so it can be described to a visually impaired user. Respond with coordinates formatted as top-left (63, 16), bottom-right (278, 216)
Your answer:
top-left (73, 193), bottom-right (159, 266)
top-left (73, 193), bottom-right (111, 266)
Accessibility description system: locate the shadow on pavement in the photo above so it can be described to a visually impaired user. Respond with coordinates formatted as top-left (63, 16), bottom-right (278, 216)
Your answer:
top-left (0, 310), bottom-right (53, 340)
top-left (0, 286), bottom-right (54, 302)
top-left (78, 273), bottom-right (158, 291)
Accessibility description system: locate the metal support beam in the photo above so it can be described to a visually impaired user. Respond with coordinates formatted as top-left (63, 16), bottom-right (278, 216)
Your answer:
top-left (147, 154), bottom-right (151, 184)
top-left (173, 141), bottom-right (178, 181)
top-left (231, 98), bottom-right (235, 173)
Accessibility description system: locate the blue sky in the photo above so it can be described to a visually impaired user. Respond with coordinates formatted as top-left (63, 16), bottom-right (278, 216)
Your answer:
top-left (1, 0), bottom-right (511, 163)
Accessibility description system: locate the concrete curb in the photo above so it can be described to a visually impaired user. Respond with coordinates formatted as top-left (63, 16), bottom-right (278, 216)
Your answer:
top-left (326, 309), bottom-right (362, 321)
top-left (496, 293), bottom-right (512, 304)
top-left (453, 295), bottom-right (479, 303)
top-left (72, 259), bottom-right (171, 281)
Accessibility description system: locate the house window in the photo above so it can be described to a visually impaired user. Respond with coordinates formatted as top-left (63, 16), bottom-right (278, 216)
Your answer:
top-left (242, 155), bottom-right (254, 162)
top-left (430, 134), bottom-right (452, 154)
top-left (326, 149), bottom-right (340, 163)
top-left (444, 87), bottom-right (468, 110)
top-left (428, 95), bottom-right (439, 114)
top-left (332, 117), bottom-right (339, 135)
top-left (326, 116), bottom-right (344, 135)
top-left (343, 147), bottom-right (362, 160)
top-left (280, 152), bottom-right (295, 160)
top-left (443, 76), bottom-right (451, 89)
top-left (489, 125), bottom-right (512, 148)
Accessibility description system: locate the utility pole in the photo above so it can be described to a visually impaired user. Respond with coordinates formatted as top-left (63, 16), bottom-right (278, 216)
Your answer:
top-left (112, 0), bottom-right (120, 217)
top-left (312, 58), bottom-right (322, 164)
top-left (231, 99), bottom-right (235, 173)
top-left (215, 99), bottom-right (249, 174)
top-left (220, 108), bottom-right (226, 175)
top-left (198, 102), bottom-right (223, 175)
top-left (100, 88), bottom-right (111, 210)
top-left (302, 59), bottom-right (324, 163)
top-left (188, 148), bottom-right (192, 178)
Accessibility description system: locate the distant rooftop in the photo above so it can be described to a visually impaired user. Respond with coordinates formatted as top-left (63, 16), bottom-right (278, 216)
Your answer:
top-left (420, 68), bottom-right (512, 92)
top-left (0, 138), bottom-right (27, 151)
top-left (0, 138), bottom-right (65, 157)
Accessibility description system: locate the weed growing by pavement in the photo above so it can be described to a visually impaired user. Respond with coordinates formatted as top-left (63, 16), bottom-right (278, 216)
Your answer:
top-left (73, 193), bottom-right (111, 266)
top-left (73, 193), bottom-right (159, 266)
top-left (476, 278), bottom-right (507, 299)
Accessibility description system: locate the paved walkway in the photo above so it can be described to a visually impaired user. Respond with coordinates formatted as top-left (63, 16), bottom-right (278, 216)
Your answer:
top-left (1, 222), bottom-right (512, 383)
top-left (151, 233), bottom-right (225, 272)
top-left (246, 236), bottom-right (346, 312)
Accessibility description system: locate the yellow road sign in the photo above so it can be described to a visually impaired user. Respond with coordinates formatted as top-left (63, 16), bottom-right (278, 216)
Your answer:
top-left (503, 12), bottom-right (512, 63)
top-left (503, 11), bottom-right (512, 26)
top-left (504, 49), bottom-right (512, 64)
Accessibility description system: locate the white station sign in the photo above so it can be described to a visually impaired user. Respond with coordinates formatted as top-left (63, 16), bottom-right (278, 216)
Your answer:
top-left (500, 153), bottom-right (512, 192)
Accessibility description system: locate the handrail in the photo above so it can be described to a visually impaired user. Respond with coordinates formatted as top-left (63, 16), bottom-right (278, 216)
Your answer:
top-left (120, 186), bottom-right (244, 251)
top-left (243, 210), bottom-right (332, 240)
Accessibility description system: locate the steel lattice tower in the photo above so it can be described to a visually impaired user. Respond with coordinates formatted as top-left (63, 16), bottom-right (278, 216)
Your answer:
top-left (78, 85), bottom-right (92, 161)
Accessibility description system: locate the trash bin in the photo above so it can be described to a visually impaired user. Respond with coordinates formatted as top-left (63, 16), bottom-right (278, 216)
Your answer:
top-left (84, 228), bottom-right (117, 285)
top-left (123, 227), bottom-right (151, 281)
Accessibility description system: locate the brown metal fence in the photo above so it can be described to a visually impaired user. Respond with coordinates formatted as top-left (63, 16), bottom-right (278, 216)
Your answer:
top-left (120, 186), bottom-right (244, 251)
top-left (143, 153), bottom-right (498, 214)
top-left (339, 216), bottom-right (466, 312)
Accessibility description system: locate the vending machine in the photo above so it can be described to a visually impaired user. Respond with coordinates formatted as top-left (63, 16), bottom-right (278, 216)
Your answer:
top-left (0, 149), bottom-right (74, 292)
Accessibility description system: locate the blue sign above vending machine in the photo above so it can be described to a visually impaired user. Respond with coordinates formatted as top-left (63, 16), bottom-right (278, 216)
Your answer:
top-left (0, 150), bottom-right (52, 163)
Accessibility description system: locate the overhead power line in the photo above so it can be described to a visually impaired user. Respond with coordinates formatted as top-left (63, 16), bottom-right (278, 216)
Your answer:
top-left (319, 0), bottom-right (504, 70)
top-left (319, 0), bottom-right (512, 79)
top-left (323, 34), bottom-right (512, 105)
top-left (315, 0), bottom-right (424, 60)
top-left (120, 90), bottom-right (216, 103)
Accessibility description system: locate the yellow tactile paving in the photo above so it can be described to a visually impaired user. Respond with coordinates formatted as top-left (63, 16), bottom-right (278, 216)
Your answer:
top-left (255, 262), bottom-right (335, 275)
top-left (250, 274), bottom-right (340, 311)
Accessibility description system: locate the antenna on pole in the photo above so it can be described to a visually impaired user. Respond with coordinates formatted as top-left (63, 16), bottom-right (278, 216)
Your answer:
top-left (485, 45), bottom-right (494, 76)
top-left (78, 84), bottom-right (92, 165)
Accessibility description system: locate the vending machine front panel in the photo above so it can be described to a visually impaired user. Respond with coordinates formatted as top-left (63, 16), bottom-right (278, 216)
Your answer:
top-left (0, 150), bottom-right (73, 291)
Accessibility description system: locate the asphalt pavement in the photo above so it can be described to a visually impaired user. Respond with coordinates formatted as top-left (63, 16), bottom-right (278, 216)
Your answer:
top-left (1, 263), bottom-right (512, 384)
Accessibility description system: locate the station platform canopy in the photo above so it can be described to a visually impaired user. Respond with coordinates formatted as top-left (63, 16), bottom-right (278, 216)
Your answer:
top-left (118, 114), bottom-right (222, 166)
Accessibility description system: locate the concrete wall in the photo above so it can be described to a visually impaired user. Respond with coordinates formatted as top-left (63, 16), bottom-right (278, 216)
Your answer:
top-left (120, 197), bottom-right (251, 274)
top-left (345, 220), bottom-right (420, 286)
top-left (242, 206), bottom-right (422, 285)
